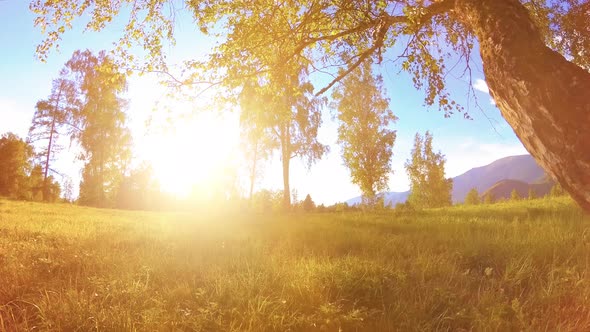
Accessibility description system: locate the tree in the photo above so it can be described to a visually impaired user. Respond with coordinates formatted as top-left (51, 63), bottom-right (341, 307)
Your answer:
top-left (25, 165), bottom-right (61, 202)
top-left (405, 132), bottom-right (453, 209)
top-left (28, 71), bottom-right (78, 201)
top-left (62, 175), bottom-right (74, 203)
top-left (43, 174), bottom-right (61, 202)
top-left (32, 0), bottom-right (590, 211)
top-left (251, 189), bottom-right (284, 213)
top-left (464, 188), bottom-right (480, 205)
top-left (302, 194), bottom-right (315, 212)
top-left (510, 189), bottom-right (521, 201)
top-left (550, 183), bottom-right (566, 197)
top-left (0, 133), bottom-right (34, 198)
top-left (332, 61), bottom-right (397, 206)
top-left (116, 164), bottom-right (161, 210)
top-left (28, 164), bottom-right (45, 201)
top-left (239, 101), bottom-right (276, 202)
top-left (528, 188), bottom-right (537, 200)
top-left (240, 69), bottom-right (328, 210)
top-left (66, 50), bottom-right (132, 207)
top-left (483, 193), bottom-right (495, 204)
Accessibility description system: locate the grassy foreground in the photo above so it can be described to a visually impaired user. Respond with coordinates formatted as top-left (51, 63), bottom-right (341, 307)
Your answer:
top-left (1, 198), bottom-right (589, 331)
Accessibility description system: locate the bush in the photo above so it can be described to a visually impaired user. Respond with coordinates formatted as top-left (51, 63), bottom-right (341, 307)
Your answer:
top-left (302, 194), bottom-right (315, 212)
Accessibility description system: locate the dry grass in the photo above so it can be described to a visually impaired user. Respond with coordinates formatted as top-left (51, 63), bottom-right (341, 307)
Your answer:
top-left (0, 197), bottom-right (588, 331)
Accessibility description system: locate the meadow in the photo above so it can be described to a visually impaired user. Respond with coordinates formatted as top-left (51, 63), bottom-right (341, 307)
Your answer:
top-left (1, 197), bottom-right (589, 331)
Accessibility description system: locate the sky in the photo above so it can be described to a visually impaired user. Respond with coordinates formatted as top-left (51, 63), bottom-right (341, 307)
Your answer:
top-left (0, 1), bottom-right (528, 205)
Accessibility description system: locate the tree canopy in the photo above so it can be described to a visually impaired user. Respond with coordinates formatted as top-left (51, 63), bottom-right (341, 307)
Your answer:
top-left (65, 50), bottom-right (132, 207)
top-left (333, 61), bottom-right (397, 206)
top-left (239, 66), bottom-right (328, 209)
top-left (464, 188), bottom-right (480, 205)
top-left (510, 189), bottom-right (521, 201)
top-left (0, 133), bottom-right (34, 199)
top-left (28, 69), bottom-right (79, 201)
top-left (31, 0), bottom-right (588, 107)
top-left (302, 194), bottom-right (316, 212)
top-left (405, 131), bottom-right (452, 209)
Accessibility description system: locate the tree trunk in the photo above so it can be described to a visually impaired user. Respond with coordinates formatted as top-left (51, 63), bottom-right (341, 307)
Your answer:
top-left (44, 87), bottom-right (62, 201)
top-left (454, 0), bottom-right (590, 211)
top-left (249, 141), bottom-right (258, 201)
top-left (281, 125), bottom-right (291, 210)
top-left (43, 116), bottom-right (56, 201)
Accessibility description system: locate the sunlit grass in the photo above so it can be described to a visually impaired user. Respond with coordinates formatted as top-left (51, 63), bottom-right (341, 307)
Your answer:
top-left (0, 197), bottom-right (588, 331)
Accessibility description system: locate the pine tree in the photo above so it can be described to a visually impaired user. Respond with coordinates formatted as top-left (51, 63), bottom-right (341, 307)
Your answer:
top-left (483, 193), bottom-right (495, 204)
top-left (405, 131), bottom-right (452, 209)
top-left (528, 188), bottom-right (537, 200)
top-left (464, 188), bottom-right (480, 205)
top-left (28, 72), bottom-right (78, 201)
top-left (28, 165), bottom-right (44, 201)
top-left (302, 194), bottom-right (315, 212)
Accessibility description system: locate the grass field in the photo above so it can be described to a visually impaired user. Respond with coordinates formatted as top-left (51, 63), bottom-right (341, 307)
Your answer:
top-left (1, 197), bottom-right (589, 331)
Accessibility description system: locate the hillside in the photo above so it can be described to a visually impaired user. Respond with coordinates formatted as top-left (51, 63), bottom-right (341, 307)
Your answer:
top-left (482, 179), bottom-right (553, 200)
top-left (346, 154), bottom-right (546, 206)
top-left (451, 154), bottom-right (546, 202)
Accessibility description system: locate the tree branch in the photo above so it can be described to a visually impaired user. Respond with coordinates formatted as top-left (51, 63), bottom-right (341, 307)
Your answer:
top-left (314, 46), bottom-right (378, 96)
top-left (312, 0), bottom-right (454, 96)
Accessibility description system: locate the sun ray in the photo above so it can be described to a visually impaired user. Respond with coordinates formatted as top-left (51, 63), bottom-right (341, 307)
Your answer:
top-left (136, 108), bottom-right (240, 198)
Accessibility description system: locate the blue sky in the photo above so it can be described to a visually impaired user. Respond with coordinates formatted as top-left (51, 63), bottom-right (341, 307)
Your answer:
top-left (0, 1), bottom-right (527, 205)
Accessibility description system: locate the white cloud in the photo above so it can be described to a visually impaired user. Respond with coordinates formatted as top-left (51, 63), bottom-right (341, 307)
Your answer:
top-left (473, 79), bottom-right (490, 94)
top-left (473, 79), bottom-right (497, 106)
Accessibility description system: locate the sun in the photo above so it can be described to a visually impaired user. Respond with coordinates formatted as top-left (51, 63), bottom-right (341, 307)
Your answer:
top-left (139, 111), bottom-right (240, 198)
top-left (127, 77), bottom-right (241, 199)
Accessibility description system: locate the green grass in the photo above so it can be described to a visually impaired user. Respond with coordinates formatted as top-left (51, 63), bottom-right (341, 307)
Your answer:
top-left (1, 197), bottom-right (589, 331)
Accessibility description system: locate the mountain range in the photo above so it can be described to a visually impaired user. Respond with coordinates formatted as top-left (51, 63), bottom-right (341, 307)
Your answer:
top-left (346, 154), bottom-right (550, 206)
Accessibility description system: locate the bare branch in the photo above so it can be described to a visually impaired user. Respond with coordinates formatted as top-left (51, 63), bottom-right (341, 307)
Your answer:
top-left (313, 0), bottom-right (454, 96)
top-left (314, 46), bottom-right (378, 96)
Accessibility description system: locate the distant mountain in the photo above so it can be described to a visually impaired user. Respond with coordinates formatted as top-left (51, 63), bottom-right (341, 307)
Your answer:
top-left (345, 154), bottom-right (548, 206)
top-left (451, 154), bottom-right (546, 202)
top-left (382, 191), bottom-right (410, 206)
top-left (482, 179), bottom-right (553, 201)
top-left (345, 191), bottom-right (409, 206)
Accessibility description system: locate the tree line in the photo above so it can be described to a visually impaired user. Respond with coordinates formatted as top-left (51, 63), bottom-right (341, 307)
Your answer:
top-left (0, 133), bottom-right (60, 201)
top-left (464, 183), bottom-right (568, 206)
top-left (0, 48), bottom-right (454, 211)
top-left (8, 0), bottom-right (589, 213)
top-left (0, 50), bottom-right (163, 209)
top-left (241, 59), bottom-right (453, 212)
top-left (1, 46), bottom-right (559, 212)
top-left (29, 0), bottom-right (590, 212)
